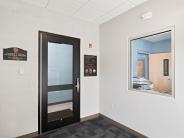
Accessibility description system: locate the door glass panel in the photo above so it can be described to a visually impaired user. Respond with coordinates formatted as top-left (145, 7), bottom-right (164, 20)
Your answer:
top-left (48, 90), bottom-right (73, 123)
top-left (48, 42), bottom-right (73, 86)
top-left (48, 90), bottom-right (73, 105)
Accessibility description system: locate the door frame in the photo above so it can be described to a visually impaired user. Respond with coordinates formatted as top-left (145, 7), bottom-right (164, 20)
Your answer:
top-left (38, 31), bottom-right (80, 134)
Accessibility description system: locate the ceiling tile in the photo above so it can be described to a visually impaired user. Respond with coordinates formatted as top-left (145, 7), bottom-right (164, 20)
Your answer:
top-left (94, 14), bottom-right (113, 24)
top-left (20, 0), bottom-right (149, 24)
top-left (73, 2), bottom-right (104, 22)
top-left (21, 0), bottom-right (48, 7)
top-left (95, 0), bottom-right (134, 24)
top-left (109, 1), bottom-right (134, 16)
top-left (47, 0), bottom-right (84, 15)
top-left (129, 0), bottom-right (147, 5)
top-left (89, 0), bottom-right (127, 12)
top-left (75, 0), bottom-right (89, 4)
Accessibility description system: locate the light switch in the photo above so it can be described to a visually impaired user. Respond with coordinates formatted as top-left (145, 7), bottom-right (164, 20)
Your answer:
top-left (19, 67), bottom-right (24, 75)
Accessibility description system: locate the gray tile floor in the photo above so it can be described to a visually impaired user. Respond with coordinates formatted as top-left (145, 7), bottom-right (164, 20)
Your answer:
top-left (36, 117), bottom-right (140, 138)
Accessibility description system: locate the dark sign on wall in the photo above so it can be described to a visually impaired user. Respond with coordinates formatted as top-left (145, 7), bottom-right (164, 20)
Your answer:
top-left (3, 47), bottom-right (27, 61)
top-left (84, 55), bottom-right (97, 76)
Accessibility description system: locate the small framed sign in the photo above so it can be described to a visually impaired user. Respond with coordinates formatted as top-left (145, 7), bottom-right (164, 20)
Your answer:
top-left (3, 47), bottom-right (27, 61)
top-left (84, 55), bottom-right (97, 76)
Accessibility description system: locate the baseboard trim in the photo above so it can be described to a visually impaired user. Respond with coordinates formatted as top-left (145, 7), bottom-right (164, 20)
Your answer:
top-left (80, 113), bottom-right (100, 122)
top-left (99, 114), bottom-right (148, 138)
top-left (17, 113), bottom-right (147, 138)
top-left (16, 114), bottom-right (99, 138)
top-left (16, 132), bottom-right (38, 138)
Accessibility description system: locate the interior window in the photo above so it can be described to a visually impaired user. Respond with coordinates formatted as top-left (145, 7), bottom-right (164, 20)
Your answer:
top-left (129, 29), bottom-right (174, 96)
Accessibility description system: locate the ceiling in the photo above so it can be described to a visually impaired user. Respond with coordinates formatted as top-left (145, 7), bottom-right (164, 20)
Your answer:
top-left (20, 0), bottom-right (148, 24)
top-left (142, 31), bottom-right (171, 43)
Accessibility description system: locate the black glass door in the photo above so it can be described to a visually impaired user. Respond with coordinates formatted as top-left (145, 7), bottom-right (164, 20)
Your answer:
top-left (39, 31), bottom-right (80, 133)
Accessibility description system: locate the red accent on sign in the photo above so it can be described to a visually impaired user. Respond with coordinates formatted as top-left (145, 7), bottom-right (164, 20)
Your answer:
top-left (89, 43), bottom-right (92, 48)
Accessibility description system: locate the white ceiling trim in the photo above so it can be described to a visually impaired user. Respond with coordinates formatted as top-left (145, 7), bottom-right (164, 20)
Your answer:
top-left (20, 0), bottom-right (148, 24)
top-left (94, 0), bottom-right (135, 24)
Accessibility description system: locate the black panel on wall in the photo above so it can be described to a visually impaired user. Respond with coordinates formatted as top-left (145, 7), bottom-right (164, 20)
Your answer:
top-left (84, 55), bottom-right (97, 76)
top-left (163, 59), bottom-right (169, 76)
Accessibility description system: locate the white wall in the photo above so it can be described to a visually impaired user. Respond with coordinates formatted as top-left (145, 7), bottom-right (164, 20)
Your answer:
top-left (100, 0), bottom-right (184, 138)
top-left (0, 0), bottom-right (99, 137)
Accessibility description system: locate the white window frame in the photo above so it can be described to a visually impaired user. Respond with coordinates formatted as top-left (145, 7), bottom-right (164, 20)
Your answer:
top-left (128, 26), bottom-right (175, 97)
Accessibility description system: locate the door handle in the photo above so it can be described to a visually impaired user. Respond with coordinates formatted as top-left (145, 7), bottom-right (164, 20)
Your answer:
top-left (75, 78), bottom-right (80, 93)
